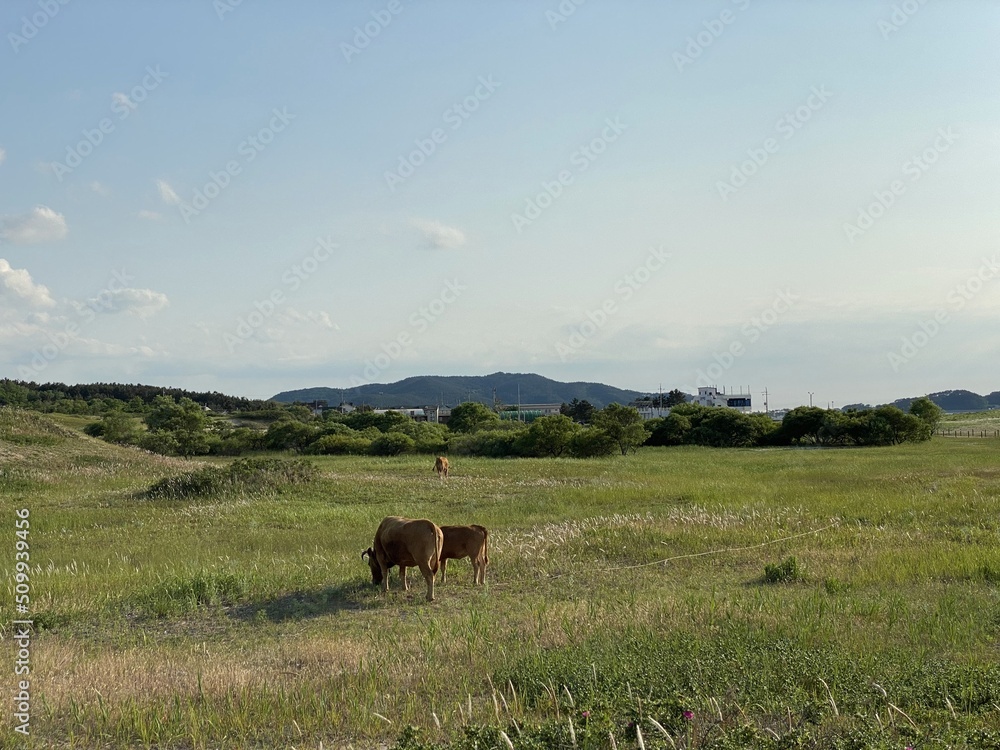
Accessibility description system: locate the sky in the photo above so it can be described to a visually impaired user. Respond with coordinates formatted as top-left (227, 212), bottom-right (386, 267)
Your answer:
top-left (1, 1), bottom-right (998, 410)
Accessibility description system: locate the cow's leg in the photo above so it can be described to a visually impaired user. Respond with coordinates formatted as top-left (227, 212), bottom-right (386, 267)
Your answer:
top-left (440, 557), bottom-right (448, 584)
top-left (379, 561), bottom-right (390, 593)
top-left (419, 563), bottom-right (435, 602)
top-left (399, 565), bottom-right (409, 591)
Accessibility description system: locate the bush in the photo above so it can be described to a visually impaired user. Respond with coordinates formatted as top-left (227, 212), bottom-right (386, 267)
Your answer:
top-left (645, 413), bottom-right (691, 446)
top-left (264, 419), bottom-right (319, 451)
top-left (84, 412), bottom-right (141, 445)
top-left (763, 556), bottom-right (802, 584)
top-left (209, 427), bottom-right (266, 456)
top-left (514, 414), bottom-right (580, 457)
top-left (138, 430), bottom-right (180, 456)
top-left (306, 433), bottom-right (372, 455)
top-left (688, 408), bottom-right (776, 448)
top-left (228, 457), bottom-right (318, 485)
top-left (568, 427), bottom-right (617, 457)
top-left (450, 427), bottom-right (526, 457)
top-left (369, 432), bottom-right (416, 456)
top-left (391, 420), bottom-right (449, 454)
top-left (145, 457), bottom-right (317, 499)
top-left (342, 409), bottom-right (413, 433)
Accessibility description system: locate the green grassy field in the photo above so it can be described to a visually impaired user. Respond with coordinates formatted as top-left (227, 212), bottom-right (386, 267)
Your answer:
top-left (939, 409), bottom-right (1000, 435)
top-left (2, 407), bottom-right (1000, 749)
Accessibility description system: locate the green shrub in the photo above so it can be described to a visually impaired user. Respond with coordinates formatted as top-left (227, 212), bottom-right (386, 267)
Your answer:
top-left (450, 427), bottom-right (526, 457)
top-left (369, 432), bottom-right (416, 456)
top-left (209, 427), bottom-right (266, 455)
top-left (568, 427), bottom-right (616, 457)
top-left (306, 433), bottom-right (372, 455)
top-left (763, 556), bottom-right (802, 584)
top-left (144, 457), bottom-right (317, 499)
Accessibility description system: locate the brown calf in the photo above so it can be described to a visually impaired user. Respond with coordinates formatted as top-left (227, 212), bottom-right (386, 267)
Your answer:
top-left (439, 524), bottom-right (489, 585)
top-left (434, 456), bottom-right (449, 479)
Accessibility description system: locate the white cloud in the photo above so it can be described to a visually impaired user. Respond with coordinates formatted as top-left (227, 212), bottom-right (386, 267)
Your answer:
top-left (111, 92), bottom-right (130, 110)
top-left (0, 147), bottom-right (6, 165)
top-left (0, 259), bottom-right (56, 308)
top-left (91, 288), bottom-right (170, 319)
top-left (281, 308), bottom-right (339, 329)
top-left (90, 181), bottom-right (110, 196)
top-left (411, 219), bottom-right (466, 250)
top-left (137, 209), bottom-right (162, 221)
top-left (156, 179), bottom-right (181, 205)
top-left (0, 206), bottom-right (68, 245)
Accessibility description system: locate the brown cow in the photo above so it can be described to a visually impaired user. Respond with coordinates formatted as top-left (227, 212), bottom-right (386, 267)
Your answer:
top-left (434, 456), bottom-right (449, 479)
top-left (362, 516), bottom-right (444, 602)
top-left (439, 524), bottom-right (489, 585)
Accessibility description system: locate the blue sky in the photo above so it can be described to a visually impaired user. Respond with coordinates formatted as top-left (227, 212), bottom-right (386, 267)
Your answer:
top-left (1, 1), bottom-right (998, 408)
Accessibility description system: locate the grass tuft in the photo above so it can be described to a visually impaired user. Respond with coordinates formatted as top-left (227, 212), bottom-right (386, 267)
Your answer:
top-left (763, 556), bottom-right (802, 584)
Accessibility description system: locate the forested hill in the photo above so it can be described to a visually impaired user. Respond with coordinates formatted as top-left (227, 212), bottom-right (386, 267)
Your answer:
top-left (889, 389), bottom-right (1000, 412)
top-left (272, 372), bottom-right (645, 409)
top-left (0, 379), bottom-right (272, 413)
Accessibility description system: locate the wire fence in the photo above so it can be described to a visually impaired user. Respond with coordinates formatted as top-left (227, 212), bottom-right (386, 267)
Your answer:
top-left (935, 429), bottom-right (1000, 438)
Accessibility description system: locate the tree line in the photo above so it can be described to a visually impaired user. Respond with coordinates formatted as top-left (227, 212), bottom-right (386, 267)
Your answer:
top-left (0, 378), bottom-right (273, 415)
top-left (78, 394), bottom-right (942, 459)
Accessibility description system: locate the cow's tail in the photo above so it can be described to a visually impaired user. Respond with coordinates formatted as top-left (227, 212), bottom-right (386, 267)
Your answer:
top-left (432, 527), bottom-right (444, 575)
top-left (478, 525), bottom-right (489, 565)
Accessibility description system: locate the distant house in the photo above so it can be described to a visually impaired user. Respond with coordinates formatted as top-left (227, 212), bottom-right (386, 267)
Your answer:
top-left (424, 406), bottom-right (451, 424)
top-left (633, 404), bottom-right (670, 420)
top-left (307, 399), bottom-right (328, 416)
top-left (696, 386), bottom-right (752, 413)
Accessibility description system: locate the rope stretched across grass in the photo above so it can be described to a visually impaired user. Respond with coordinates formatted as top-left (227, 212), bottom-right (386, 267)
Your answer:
top-left (598, 521), bottom-right (841, 572)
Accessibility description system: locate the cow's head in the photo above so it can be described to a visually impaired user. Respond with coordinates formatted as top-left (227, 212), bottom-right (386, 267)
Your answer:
top-left (361, 547), bottom-right (383, 585)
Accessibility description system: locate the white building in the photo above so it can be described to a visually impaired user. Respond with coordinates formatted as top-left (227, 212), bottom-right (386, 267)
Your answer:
top-left (634, 405), bottom-right (671, 420)
top-left (696, 386), bottom-right (753, 413)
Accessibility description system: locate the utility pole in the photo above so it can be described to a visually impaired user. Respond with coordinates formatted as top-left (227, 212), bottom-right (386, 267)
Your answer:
top-left (761, 388), bottom-right (769, 418)
top-left (808, 391), bottom-right (814, 407)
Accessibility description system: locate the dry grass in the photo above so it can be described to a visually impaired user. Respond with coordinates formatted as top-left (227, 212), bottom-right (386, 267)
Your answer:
top-left (36, 637), bottom-right (367, 705)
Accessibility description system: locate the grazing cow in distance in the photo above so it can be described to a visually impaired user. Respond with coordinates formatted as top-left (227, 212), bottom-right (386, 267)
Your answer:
top-left (362, 516), bottom-right (444, 602)
top-left (439, 524), bottom-right (489, 585)
top-left (434, 456), bottom-right (449, 480)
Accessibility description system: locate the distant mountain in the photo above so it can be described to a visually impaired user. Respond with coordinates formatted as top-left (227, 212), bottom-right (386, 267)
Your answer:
top-left (891, 389), bottom-right (990, 413)
top-left (271, 372), bottom-right (645, 410)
